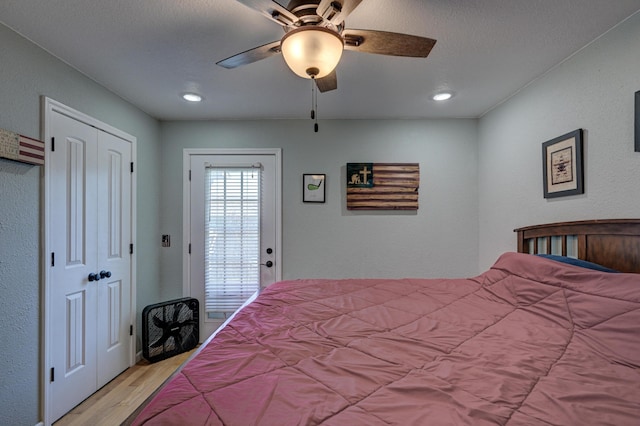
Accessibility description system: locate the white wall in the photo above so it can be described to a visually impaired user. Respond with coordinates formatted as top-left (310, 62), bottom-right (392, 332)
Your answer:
top-left (0, 24), bottom-right (162, 425)
top-left (159, 119), bottom-right (479, 299)
top-left (478, 12), bottom-right (640, 270)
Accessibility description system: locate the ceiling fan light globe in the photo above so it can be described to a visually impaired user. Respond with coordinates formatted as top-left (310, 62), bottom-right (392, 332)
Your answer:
top-left (281, 26), bottom-right (344, 79)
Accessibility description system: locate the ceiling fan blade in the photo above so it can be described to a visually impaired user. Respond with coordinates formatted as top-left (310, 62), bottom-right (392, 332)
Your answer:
top-left (234, 0), bottom-right (299, 27)
top-left (315, 70), bottom-right (337, 93)
top-left (317, 0), bottom-right (363, 25)
top-left (343, 29), bottom-right (436, 58)
top-left (216, 40), bottom-right (281, 69)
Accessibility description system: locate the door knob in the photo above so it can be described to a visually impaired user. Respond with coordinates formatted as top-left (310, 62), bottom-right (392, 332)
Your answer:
top-left (88, 272), bottom-right (100, 282)
top-left (100, 270), bottom-right (112, 279)
top-left (261, 261), bottom-right (273, 268)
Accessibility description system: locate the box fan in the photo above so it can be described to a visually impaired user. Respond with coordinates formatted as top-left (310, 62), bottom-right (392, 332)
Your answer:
top-left (142, 297), bottom-right (199, 363)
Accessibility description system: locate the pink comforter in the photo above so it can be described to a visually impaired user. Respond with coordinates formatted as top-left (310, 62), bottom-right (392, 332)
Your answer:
top-left (132, 252), bottom-right (640, 425)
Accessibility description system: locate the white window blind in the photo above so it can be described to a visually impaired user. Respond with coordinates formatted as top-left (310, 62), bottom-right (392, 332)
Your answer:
top-left (205, 166), bottom-right (260, 314)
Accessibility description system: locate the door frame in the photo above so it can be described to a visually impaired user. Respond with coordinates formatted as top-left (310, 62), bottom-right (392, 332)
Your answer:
top-left (182, 148), bottom-right (283, 300)
top-left (41, 97), bottom-right (137, 425)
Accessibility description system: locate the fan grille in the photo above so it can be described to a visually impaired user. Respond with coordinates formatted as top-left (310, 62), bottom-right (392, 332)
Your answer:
top-left (142, 297), bottom-right (199, 363)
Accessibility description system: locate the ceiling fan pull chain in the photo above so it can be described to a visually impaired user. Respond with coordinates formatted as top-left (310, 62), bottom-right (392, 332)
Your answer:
top-left (310, 78), bottom-right (315, 120)
top-left (314, 81), bottom-right (319, 132)
top-left (311, 77), bottom-right (319, 132)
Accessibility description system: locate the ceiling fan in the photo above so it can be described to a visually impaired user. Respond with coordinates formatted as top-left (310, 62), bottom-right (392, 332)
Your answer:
top-left (217, 0), bottom-right (437, 93)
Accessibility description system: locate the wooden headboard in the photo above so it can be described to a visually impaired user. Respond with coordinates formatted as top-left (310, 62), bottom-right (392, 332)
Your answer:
top-left (515, 219), bottom-right (640, 273)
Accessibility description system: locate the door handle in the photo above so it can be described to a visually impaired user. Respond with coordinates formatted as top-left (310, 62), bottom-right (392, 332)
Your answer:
top-left (88, 270), bottom-right (111, 282)
top-left (262, 248), bottom-right (274, 268)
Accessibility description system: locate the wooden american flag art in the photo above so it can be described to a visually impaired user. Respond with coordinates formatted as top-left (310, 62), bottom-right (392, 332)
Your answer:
top-left (346, 163), bottom-right (419, 210)
top-left (0, 127), bottom-right (45, 166)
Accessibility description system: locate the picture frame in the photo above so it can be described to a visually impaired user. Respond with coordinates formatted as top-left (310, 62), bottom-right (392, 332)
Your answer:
top-left (346, 163), bottom-right (420, 210)
top-left (635, 91), bottom-right (639, 152)
top-left (542, 129), bottom-right (584, 199)
top-left (303, 174), bottom-right (326, 203)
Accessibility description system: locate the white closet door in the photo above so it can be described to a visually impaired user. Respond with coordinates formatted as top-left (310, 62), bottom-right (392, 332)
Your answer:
top-left (48, 109), bottom-right (133, 422)
top-left (49, 111), bottom-right (100, 422)
top-left (96, 130), bottom-right (132, 388)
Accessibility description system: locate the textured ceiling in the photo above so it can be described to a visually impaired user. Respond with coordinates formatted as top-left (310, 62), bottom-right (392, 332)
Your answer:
top-left (1, 0), bottom-right (639, 120)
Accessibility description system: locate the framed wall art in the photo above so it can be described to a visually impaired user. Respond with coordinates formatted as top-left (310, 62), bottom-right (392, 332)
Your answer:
top-left (346, 163), bottom-right (419, 210)
top-left (303, 174), bottom-right (326, 203)
top-left (542, 129), bottom-right (584, 199)
top-left (635, 90), bottom-right (639, 152)
top-left (0, 127), bottom-right (45, 166)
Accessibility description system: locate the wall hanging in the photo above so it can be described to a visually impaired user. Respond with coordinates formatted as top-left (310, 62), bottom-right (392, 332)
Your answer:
top-left (542, 129), bottom-right (583, 198)
top-left (303, 174), bottom-right (326, 203)
top-left (346, 163), bottom-right (419, 210)
top-left (0, 127), bottom-right (44, 166)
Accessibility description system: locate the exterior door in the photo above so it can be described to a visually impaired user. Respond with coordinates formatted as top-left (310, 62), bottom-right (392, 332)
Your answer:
top-left (47, 108), bottom-right (133, 423)
top-left (187, 150), bottom-right (281, 340)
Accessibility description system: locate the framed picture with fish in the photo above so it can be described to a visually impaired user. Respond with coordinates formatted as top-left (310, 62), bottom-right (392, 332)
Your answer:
top-left (303, 174), bottom-right (326, 203)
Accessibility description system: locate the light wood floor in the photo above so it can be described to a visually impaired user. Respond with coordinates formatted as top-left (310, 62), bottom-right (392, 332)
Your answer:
top-left (54, 348), bottom-right (197, 426)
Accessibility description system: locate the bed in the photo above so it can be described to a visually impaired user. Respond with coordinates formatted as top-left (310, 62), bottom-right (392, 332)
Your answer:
top-left (127, 219), bottom-right (640, 425)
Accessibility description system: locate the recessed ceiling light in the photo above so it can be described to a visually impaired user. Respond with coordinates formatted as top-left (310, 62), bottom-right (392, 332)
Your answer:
top-left (432, 92), bottom-right (453, 101)
top-left (182, 93), bottom-right (203, 102)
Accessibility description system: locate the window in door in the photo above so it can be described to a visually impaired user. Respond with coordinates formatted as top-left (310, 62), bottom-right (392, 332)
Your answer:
top-left (187, 149), bottom-right (281, 341)
top-left (204, 166), bottom-right (260, 315)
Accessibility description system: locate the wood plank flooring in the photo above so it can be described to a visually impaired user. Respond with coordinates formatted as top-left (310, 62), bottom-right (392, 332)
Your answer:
top-left (54, 348), bottom-right (196, 426)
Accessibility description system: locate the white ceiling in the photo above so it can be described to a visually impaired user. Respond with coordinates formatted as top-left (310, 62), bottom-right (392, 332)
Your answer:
top-left (1, 0), bottom-right (639, 120)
